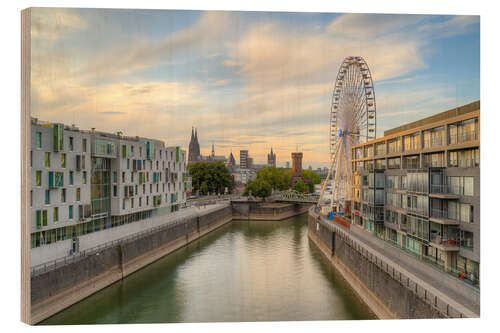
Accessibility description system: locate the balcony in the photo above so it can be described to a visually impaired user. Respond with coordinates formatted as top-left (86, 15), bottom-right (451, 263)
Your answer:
top-left (429, 234), bottom-right (459, 251)
top-left (449, 158), bottom-right (479, 168)
top-left (449, 130), bottom-right (478, 145)
top-left (423, 136), bottom-right (444, 149)
top-left (429, 184), bottom-right (460, 199)
top-left (429, 209), bottom-right (460, 225)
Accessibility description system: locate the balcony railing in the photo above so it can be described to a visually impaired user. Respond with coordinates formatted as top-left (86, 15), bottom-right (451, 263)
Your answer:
top-left (423, 137), bottom-right (444, 148)
top-left (449, 158), bottom-right (479, 168)
top-left (430, 183), bottom-right (460, 195)
top-left (407, 206), bottom-right (429, 217)
top-left (430, 209), bottom-right (458, 221)
top-left (449, 130), bottom-right (478, 145)
top-left (407, 182), bottom-right (428, 193)
top-left (430, 234), bottom-right (458, 248)
top-left (403, 159), bottom-right (420, 169)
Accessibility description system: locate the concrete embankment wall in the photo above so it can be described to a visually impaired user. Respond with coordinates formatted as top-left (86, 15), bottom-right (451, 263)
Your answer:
top-left (232, 201), bottom-right (311, 220)
top-left (30, 205), bottom-right (232, 324)
top-left (308, 212), bottom-right (446, 319)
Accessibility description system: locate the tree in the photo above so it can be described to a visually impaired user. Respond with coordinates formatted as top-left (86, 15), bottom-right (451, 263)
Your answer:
top-left (244, 178), bottom-right (272, 200)
top-left (200, 181), bottom-right (209, 195)
top-left (293, 180), bottom-right (307, 193)
top-left (302, 169), bottom-right (321, 185)
top-left (187, 161), bottom-right (233, 195)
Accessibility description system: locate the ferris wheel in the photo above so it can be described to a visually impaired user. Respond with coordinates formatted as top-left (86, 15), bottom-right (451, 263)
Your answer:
top-left (319, 56), bottom-right (377, 212)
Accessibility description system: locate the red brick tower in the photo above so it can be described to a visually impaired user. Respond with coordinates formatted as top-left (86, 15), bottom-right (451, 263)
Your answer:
top-left (291, 152), bottom-right (304, 186)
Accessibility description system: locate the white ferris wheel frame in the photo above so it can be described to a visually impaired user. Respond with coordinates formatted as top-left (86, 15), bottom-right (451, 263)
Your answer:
top-left (319, 56), bottom-right (377, 212)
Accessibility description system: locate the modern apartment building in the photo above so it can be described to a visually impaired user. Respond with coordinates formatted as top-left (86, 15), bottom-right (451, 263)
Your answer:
top-left (351, 101), bottom-right (480, 286)
top-left (30, 118), bottom-right (188, 265)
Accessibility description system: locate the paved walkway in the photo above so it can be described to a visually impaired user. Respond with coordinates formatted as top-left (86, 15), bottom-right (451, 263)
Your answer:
top-left (317, 213), bottom-right (480, 316)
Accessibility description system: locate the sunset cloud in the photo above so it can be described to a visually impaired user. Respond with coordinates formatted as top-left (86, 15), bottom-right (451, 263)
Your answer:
top-left (30, 9), bottom-right (479, 168)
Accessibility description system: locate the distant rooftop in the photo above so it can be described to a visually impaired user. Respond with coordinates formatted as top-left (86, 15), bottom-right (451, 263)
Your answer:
top-left (384, 100), bottom-right (480, 137)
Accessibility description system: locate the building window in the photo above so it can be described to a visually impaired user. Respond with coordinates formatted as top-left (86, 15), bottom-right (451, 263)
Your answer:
top-left (36, 132), bottom-right (42, 149)
top-left (131, 198), bottom-right (134, 209)
top-left (69, 171), bottom-right (74, 185)
top-left (82, 138), bottom-right (87, 153)
top-left (460, 231), bottom-right (474, 249)
top-left (460, 203), bottom-right (474, 223)
top-left (82, 171), bottom-right (87, 184)
top-left (69, 205), bottom-right (73, 219)
top-left (45, 190), bottom-right (50, 205)
top-left (36, 170), bottom-right (42, 186)
top-left (61, 153), bottom-right (66, 168)
top-left (387, 157), bottom-right (400, 169)
top-left (76, 188), bottom-right (81, 201)
top-left (147, 196), bottom-right (149, 205)
top-left (113, 185), bottom-right (117, 197)
top-left (122, 172), bottom-right (125, 183)
top-left (45, 152), bottom-right (50, 167)
top-left (61, 189), bottom-right (66, 203)
top-left (69, 137), bottom-right (74, 151)
top-left (122, 199), bottom-right (126, 210)
top-left (135, 185), bottom-right (138, 195)
top-left (36, 210), bottom-right (48, 227)
top-left (53, 207), bottom-right (58, 222)
top-left (127, 159), bottom-right (130, 169)
top-left (113, 171), bottom-right (118, 183)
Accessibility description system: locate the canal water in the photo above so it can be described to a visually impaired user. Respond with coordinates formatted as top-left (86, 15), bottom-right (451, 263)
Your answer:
top-left (41, 213), bottom-right (375, 324)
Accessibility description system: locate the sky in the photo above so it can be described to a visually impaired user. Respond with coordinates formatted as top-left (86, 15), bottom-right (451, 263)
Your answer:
top-left (30, 8), bottom-right (480, 169)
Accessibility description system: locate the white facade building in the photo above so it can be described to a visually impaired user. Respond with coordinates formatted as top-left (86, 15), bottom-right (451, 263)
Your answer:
top-left (30, 118), bottom-right (188, 266)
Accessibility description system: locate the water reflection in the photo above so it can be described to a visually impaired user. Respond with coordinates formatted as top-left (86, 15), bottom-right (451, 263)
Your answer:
top-left (41, 214), bottom-right (374, 325)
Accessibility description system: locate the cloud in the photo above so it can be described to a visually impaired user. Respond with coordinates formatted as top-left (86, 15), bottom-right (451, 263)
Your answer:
top-left (83, 11), bottom-right (232, 80)
top-left (326, 13), bottom-right (424, 38)
top-left (418, 15), bottom-right (479, 38)
top-left (210, 79), bottom-right (231, 87)
top-left (31, 8), bottom-right (88, 41)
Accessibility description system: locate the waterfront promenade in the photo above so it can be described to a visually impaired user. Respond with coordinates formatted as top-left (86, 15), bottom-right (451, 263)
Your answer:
top-left (310, 208), bottom-right (479, 318)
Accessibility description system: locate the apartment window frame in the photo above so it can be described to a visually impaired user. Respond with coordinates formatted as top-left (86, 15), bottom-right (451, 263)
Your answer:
top-left (45, 152), bottom-right (51, 167)
top-left (36, 132), bottom-right (42, 149)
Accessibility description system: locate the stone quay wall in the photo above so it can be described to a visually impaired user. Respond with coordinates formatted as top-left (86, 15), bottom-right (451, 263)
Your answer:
top-left (30, 204), bottom-right (232, 324)
top-left (307, 208), bottom-right (474, 319)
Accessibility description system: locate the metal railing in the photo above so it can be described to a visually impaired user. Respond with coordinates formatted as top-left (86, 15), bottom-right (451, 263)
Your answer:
top-left (31, 203), bottom-right (230, 277)
top-left (423, 137), bottom-right (444, 148)
top-left (430, 209), bottom-right (458, 222)
top-left (407, 182), bottom-right (428, 193)
top-left (449, 130), bottom-right (477, 145)
top-left (310, 208), bottom-right (478, 317)
top-left (449, 158), bottom-right (479, 168)
top-left (429, 183), bottom-right (460, 195)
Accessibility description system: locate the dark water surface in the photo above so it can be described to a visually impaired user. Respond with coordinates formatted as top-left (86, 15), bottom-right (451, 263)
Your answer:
top-left (41, 214), bottom-right (375, 324)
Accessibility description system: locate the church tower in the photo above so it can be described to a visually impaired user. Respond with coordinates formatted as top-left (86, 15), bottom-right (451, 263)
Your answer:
top-left (267, 147), bottom-right (276, 167)
top-left (188, 127), bottom-right (201, 164)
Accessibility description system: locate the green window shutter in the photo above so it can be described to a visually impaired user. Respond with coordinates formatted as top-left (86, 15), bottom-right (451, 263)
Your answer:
top-left (36, 210), bottom-right (41, 228)
top-left (53, 124), bottom-right (64, 152)
top-left (36, 132), bottom-right (42, 148)
top-left (69, 205), bottom-right (73, 219)
top-left (55, 172), bottom-right (64, 187)
top-left (42, 210), bottom-right (47, 226)
top-left (176, 147), bottom-right (179, 162)
top-left (48, 171), bottom-right (54, 188)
